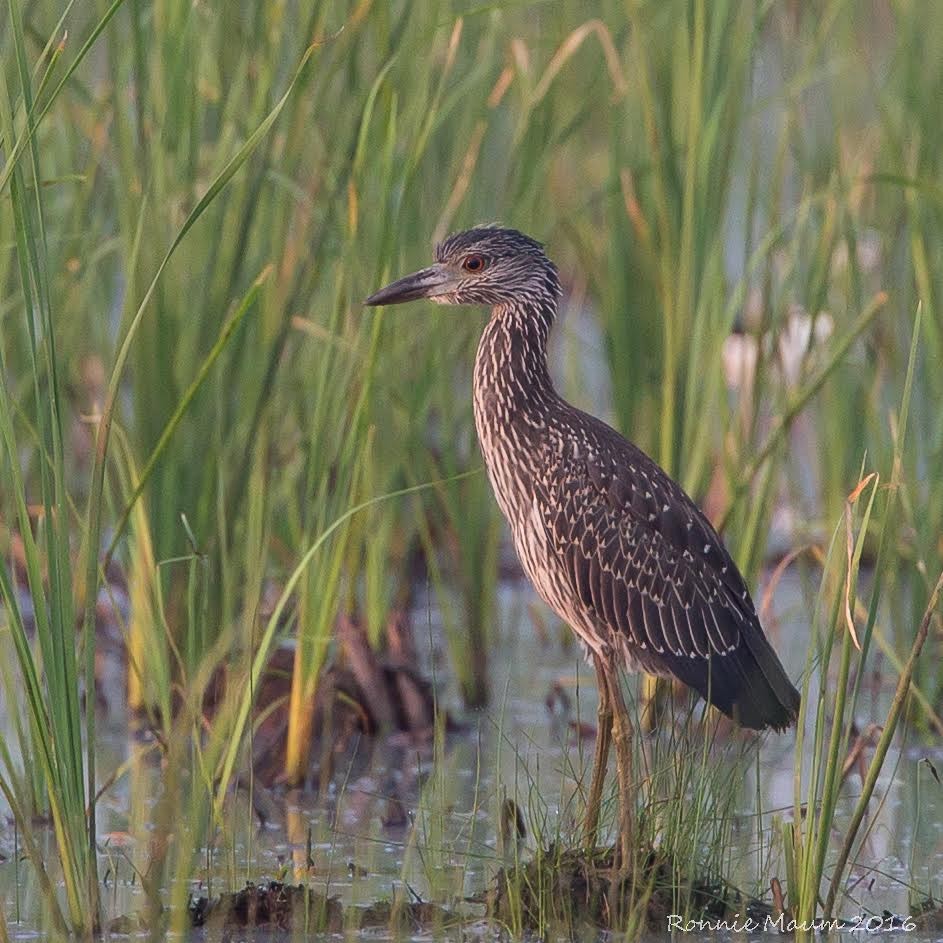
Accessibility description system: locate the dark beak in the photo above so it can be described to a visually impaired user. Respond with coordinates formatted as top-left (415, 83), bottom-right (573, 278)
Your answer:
top-left (364, 264), bottom-right (453, 306)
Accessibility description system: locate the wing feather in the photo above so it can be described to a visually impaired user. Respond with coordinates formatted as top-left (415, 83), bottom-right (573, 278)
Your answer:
top-left (536, 430), bottom-right (799, 730)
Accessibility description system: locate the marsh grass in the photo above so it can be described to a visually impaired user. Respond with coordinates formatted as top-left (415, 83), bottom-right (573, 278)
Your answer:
top-left (476, 682), bottom-right (764, 935)
top-left (779, 309), bottom-right (935, 923)
top-left (2, 0), bottom-right (943, 936)
top-left (0, 4), bottom-right (98, 932)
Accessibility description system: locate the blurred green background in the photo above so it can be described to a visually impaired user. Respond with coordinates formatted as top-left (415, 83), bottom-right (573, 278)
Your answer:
top-left (3, 0), bottom-right (943, 934)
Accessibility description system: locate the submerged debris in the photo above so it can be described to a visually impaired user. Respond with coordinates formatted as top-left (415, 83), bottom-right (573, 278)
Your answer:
top-left (152, 846), bottom-right (942, 939)
top-left (353, 900), bottom-right (459, 933)
top-left (245, 632), bottom-right (442, 787)
top-left (181, 851), bottom-right (772, 936)
top-left (911, 899), bottom-right (943, 932)
top-left (123, 872), bottom-right (939, 940)
top-left (186, 882), bottom-right (461, 935)
top-left (166, 611), bottom-right (448, 788)
top-left (189, 881), bottom-right (343, 933)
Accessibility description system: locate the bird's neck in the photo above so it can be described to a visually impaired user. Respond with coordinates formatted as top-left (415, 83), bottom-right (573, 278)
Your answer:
top-left (473, 299), bottom-right (558, 424)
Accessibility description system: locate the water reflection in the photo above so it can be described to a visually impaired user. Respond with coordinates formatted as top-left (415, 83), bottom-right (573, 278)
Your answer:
top-left (1, 568), bottom-right (941, 937)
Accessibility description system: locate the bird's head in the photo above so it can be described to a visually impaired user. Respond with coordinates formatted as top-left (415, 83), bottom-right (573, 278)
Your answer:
top-left (364, 226), bottom-right (560, 309)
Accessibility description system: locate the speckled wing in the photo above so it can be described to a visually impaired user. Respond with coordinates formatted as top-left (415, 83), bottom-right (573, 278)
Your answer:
top-left (540, 426), bottom-right (800, 731)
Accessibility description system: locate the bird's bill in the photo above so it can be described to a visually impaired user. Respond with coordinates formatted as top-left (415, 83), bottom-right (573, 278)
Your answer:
top-left (364, 264), bottom-right (455, 306)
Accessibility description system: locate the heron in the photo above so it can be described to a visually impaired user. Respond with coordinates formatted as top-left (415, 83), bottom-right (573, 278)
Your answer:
top-left (365, 225), bottom-right (799, 866)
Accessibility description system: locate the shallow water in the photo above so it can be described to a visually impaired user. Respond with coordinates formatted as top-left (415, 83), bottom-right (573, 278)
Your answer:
top-left (2, 570), bottom-right (942, 940)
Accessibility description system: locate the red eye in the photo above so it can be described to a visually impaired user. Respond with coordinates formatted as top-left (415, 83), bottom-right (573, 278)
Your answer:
top-left (463, 255), bottom-right (486, 272)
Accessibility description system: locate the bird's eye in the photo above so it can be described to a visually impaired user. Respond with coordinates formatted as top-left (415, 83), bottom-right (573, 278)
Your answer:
top-left (462, 255), bottom-right (487, 273)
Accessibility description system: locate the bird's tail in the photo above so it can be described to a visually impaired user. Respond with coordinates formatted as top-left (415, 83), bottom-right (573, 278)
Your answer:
top-left (671, 628), bottom-right (800, 732)
top-left (731, 626), bottom-right (801, 730)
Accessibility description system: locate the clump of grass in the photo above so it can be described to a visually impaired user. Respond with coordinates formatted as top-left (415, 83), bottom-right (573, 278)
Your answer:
top-left (489, 842), bottom-right (769, 935)
top-left (480, 690), bottom-right (764, 937)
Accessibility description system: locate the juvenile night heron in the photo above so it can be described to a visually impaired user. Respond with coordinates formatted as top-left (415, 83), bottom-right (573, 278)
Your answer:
top-left (366, 226), bottom-right (800, 862)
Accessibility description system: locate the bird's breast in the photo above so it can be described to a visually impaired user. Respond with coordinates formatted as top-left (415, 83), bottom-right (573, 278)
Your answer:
top-left (472, 384), bottom-right (602, 651)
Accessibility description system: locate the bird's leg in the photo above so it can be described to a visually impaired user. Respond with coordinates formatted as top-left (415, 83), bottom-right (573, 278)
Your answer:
top-left (603, 664), bottom-right (634, 874)
top-left (584, 653), bottom-right (612, 850)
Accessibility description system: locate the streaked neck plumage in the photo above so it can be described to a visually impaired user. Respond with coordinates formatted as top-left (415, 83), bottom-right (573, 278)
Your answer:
top-left (471, 249), bottom-right (562, 418)
top-left (473, 298), bottom-right (557, 423)
top-left (472, 294), bottom-right (566, 528)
